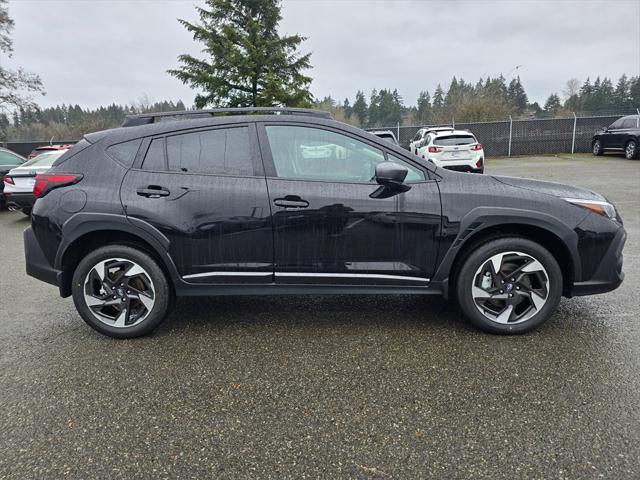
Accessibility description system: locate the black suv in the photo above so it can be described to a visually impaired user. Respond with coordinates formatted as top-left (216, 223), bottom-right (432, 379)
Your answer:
top-left (24, 108), bottom-right (626, 338)
top-left (592, 114), bottom-right (640, 159)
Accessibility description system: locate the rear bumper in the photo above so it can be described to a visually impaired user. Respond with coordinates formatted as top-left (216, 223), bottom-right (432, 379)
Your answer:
top-left (6, 192), bottom-right (35, 209)
top-left (24, 226), bottom-right (61, 288)
top-left (570, 227), bottom-right (626, 296)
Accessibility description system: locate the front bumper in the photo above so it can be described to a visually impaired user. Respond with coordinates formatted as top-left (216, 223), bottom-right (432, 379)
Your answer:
top-left (24, 226), bottom-right (61, 288)
top-left (570, 227), bottom-right (626, 296)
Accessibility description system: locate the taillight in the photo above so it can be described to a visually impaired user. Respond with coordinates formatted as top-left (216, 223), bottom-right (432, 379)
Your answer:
top-left (428, 146), bottom-right (442, 153)
top-left (3, 175), bottom-right (14, 185)
top-left (33, 173), bottom-right (83, 198)
top-left (471, 143), bottom-right (483, 151)
top-left (476, 159), bottom-right (483, 168)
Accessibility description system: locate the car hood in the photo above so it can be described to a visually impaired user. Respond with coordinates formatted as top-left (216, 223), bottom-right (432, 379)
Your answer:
top-left (492, 175), bottom-right (606, 202)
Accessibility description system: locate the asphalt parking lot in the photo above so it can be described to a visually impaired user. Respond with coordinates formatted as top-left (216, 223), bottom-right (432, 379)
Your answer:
top-left (0, 154), bottom-right (638, 479)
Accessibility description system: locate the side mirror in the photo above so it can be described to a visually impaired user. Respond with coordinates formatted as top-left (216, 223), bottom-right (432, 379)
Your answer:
top-left (375, 161), bottom-right (408, 186)
top-left (371, 161), bottom-right (411, 199)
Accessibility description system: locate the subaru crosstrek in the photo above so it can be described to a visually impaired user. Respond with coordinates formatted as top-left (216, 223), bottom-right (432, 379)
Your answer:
top-left (24, 108), bottom-right (626, 338)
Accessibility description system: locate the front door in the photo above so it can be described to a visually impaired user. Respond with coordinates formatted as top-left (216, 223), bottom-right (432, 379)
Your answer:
top-left (258, 123), bottom-right (441, 286)
top-left (120, 123), bottom-right (274, 283)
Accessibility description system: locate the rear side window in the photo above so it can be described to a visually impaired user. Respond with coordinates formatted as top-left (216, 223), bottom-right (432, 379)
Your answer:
top-left (52, 139), bottom-right (91, 166)
top-left (0, 150), bottom-right (24, 166)
top-left (141, 139), bottom-right (166, 171)
top-left (107, 138), bottom-right (142, 167)
top-left (622, 117), bottom-right (638, 129)
top-left (434, 135), bottom-right (476, 146)
top-left (166, 126), bottom-right (253, 176)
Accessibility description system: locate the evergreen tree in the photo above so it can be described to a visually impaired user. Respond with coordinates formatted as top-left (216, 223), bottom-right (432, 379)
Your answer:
top-left (416, 90), bottom-right (431, 124)
top-left (368, 89), bottom-right (379, 127)
top-left (507, 76), bottom-right (528, 113)
top-left (352, 90), bottom-right (368, 127)
top-left (168, 0), bottom-right (313, 108)
top-left (543, 93), bottom-right (561, 116)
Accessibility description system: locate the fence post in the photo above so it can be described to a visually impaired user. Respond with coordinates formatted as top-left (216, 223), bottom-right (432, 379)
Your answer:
top-left (452, 117), bottom-right (455, 128)
top-left (571, 112), bottom-right (577, 154)
top-left (397, 122), bottom-right (400, 143)
top-left (508, 115), bottom-right (513, 157)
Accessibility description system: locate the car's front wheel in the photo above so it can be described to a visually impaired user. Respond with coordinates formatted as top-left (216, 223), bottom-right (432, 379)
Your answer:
top-left (592, 140), bottom-right (603, 156)
top-left (72, 245), bottom-right (172, 338)
top-left (455, 237), bottom-right (562, 334)
top-left (624, 140), bottom-right (639, 160)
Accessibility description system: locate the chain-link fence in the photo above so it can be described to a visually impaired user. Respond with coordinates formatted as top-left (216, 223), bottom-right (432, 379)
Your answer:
top-left (372, 113), bottom-right (637, 157)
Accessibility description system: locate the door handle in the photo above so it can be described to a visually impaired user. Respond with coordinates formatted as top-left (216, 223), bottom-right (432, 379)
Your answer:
top-left (273, 195), bottom-right (309, 209)
top-left (136, 186), bottom-right (170, 198)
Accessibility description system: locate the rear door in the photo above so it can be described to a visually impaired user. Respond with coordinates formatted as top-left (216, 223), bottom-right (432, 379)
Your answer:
top-left (120, 123), bottom-right (274, 283)
top-left (258, 122), bottom-right (442, 286)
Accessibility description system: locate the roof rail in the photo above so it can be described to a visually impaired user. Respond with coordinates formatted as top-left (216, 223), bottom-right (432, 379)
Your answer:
top-left (122, 107), bottom-right (332, 127)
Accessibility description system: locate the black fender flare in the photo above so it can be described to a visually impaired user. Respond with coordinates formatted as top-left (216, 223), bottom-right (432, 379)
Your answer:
top-left (54, 212), bottom-right (180, 281)
top-left (432, 206), bottom-right (581, 290)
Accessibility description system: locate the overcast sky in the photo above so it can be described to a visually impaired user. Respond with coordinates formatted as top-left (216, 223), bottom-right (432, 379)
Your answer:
top-left (5, 0), bottom-right (640, 109)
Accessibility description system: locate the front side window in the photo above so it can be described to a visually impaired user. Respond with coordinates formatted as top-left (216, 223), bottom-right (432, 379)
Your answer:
top-left (387, 154), bottom-right (425, 183)
top-left (265, 125), bottom-right (424, 183)
top-left (166, 126), bottom-right (253, 176)
top-left (609, 118), bottom-right (625, 129)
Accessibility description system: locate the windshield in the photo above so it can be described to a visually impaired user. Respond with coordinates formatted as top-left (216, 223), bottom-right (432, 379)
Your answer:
top-left (434, 135), bottom-right (476, 146)
top-left (21, 150), bottom-right (66, 168)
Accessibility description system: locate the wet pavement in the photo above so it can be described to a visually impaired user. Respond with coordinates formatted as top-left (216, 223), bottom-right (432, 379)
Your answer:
top-left (0, 154), bottom-right (638, 478)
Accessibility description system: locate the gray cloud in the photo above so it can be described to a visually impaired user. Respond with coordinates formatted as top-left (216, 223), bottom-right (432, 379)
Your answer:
top-left (6, 0), bottom-right (640, 109)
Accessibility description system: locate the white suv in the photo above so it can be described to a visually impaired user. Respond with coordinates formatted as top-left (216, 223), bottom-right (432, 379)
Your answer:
top-left (416, 130), bottom-right (484, 173)
top-left (408, 126), bottom-right (454, 154)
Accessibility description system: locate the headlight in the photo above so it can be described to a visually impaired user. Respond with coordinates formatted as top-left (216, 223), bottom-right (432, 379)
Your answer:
top-left (563, 198), bottom-right (617, 219)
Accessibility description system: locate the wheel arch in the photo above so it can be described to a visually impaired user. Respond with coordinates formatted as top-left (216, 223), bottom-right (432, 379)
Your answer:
top-left (55, 213), bottom-right (179, 297)
top-left (433, 207), bottom-right (581, 298)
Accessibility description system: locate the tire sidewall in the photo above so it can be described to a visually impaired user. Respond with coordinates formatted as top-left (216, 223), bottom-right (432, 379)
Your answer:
top-left (456, 237), bottom-right (563, 334)
top-left (72, 245), bottom-right (171, 338)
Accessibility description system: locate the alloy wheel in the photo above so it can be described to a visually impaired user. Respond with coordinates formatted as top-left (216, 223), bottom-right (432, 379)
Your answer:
top-left (592, 141), bottom-right (601, 155)
top-left (625, 141), bottom-right (636, 159)
top-left (471, 251), bottom-right (550, 324)
top-left (83, 258), bottom-right (156, 328)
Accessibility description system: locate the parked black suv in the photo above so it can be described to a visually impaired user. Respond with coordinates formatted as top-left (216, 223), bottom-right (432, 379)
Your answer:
top-left (24, 108), bottom-right (626, 338)
top-left (592, 114), bottom-right (640, 159)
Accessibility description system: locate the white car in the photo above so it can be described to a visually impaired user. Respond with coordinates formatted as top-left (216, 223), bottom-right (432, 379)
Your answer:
top-left (3, 149), bottom-right (68, 215)
top-left (415, 130), bottom-right (484, 173)
top-left (409, 126), bottom-right (454, 154)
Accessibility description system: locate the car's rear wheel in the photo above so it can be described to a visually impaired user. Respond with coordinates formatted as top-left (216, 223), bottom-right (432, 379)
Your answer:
top-left (455, 237), bottom-right (562, 334)
top-left (592, 140), bottom-right (603, 156)
top-left (624, 140), bottom-right (639, 160)
top-left (72, 245), bottom-right (172, 338)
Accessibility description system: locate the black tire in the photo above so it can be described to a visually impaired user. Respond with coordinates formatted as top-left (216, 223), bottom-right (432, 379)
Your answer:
top-left (455, 237), bottom-right (562, 334)
top-left (72, 245), bottom-right (172, 338)
top-left (592, 140), bottom-right (603, 156)
top-left (624, 140), bottom-right (639, 160)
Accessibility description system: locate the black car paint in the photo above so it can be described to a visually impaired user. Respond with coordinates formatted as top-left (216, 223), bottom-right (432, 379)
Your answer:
top-left (592, 115), bottom-right (640, 152)
top-left (25, 114), bottom-right (625, 301)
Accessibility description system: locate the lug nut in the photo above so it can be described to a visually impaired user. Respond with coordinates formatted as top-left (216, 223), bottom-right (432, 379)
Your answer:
top-left (516, 286), bottom-right (520, 290)
top-left (509, 293), bottom-right (513, 298)
top-left (501, 280), bottom-right (505, 284)
top-left (500, 290), bottom-right (504, 294)
top-left (511, 278), bottom-right (515, 282)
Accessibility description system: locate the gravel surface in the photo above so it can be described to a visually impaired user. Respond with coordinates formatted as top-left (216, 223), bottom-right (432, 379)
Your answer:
top-left (0, 154), bottom-right (638, 479)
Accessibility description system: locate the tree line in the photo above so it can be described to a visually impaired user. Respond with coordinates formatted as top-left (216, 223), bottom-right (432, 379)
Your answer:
top-left (316, 74), bottom-right (640, 128)
top-left (2, 0), bottom-right (639, 141)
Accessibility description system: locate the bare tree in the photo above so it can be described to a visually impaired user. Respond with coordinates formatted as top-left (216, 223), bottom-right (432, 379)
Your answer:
top-left (0, 0), bottom-right (44, 113)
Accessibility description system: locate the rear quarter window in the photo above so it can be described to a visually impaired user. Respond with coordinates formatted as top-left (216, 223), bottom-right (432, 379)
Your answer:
top-left (106, 138), bottom-right (143, 167)
top-left (52, 139), bottom-right (91, 166)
